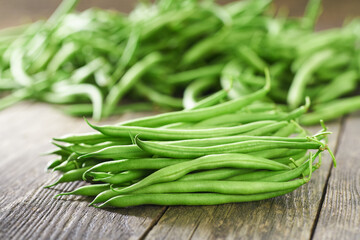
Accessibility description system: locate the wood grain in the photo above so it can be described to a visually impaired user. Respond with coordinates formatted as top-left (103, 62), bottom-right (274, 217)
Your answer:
top-left (145, 122), bottom-right (341, 240)
top-left (312, 112), bottom-right (360, 240)
top-left (0, 102), bottom-right (165, 240)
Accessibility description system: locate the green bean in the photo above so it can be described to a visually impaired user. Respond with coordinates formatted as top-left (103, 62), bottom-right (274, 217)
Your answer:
top-left (0, 88), bottom-right (30, 111)
top-left (51, 83), bottom-right (103, 121)
top-left (135, 137), bottom-right (321, 158)
top-left (45, 166), bottom-right (92, 188)
top-left (70, 58), bottom-right (104, 84)
top-left (39, 91), bottom-right (77, 105)
top-left (52, 152), bottom-right (80, 172)
top-left (272, 121), bottom-right (297, 137)
top-left (287, 49), bottom-right (334, 108)
top-left (135, 82), bottom-right (183, 109)
top-left (47, 42), bottom-right (77, 72)
top-left (140, 8), bottom-right (196, 39)
top-left (160, 135), bottom-right (310, 147)
top-left (252, 149), bottom-right (307, 160)
top-left (53, 132), bottom-right (131, 145)
top-left (220, 60), bottom-right (245, 99)
top-left (82, 159), bottom-right (99, 168)
top-left (45, 149), bottom-right (70, 159)
top-left (91, 188), bottom-right (120, 205)
top-left (190, 89), bottom-right (228, 110)
top-left (301, 0), bottom-right (322, 30)
top-left (121, 70), bottom-right (270, 127)
top-left (111, 154), bottom-right (291, 194)
top-left (272, 150), bottom-right (307, 164)
top-left (52, 159), bottom-right (78, 172)
top-left (83, 157), bottom-right (189, 179)
top-left (183, 78), bottom-right (215, 109)
top-left (68, 142), bottom-right (118, 155)
top-left (91, 168), bottom-right (254, 205)
top-left (181, 29), bottom-right (229, 66)
top-left (193, 99), bottom-right (308, 127)
top-left (271, 151), bottom-right (306, 164)
top-left (92, 170), bottom-right (151, 185)
top-left (178, 168), bottom-right (254, 181)
top-left (55, 183), bottom-right (110, 198)
top-left (226, 156), bottom-right (311, 182)
top-left (110, 27), bottom-right (140, 85)
top-left (10, 49), bottom-right (33, 86)
top-left (315, 70), bottom-right (358, 103)
top-left (47, 0), bottom-right (79, 26)
top-left (78, 145), bottom-right (149, 160)
top-left (103, 52), bottom-right (162, 117)
top-left (97, 189), bottom-right (295, 208)
top-left (124, 178), bottom-right (307, 195)
top-left (47, 158), bottom-right (63, 170)
top-left (243, 102), bottom-right (280, 112)
top-left (243, 121), bottom-right (289, 136)
top-left (237, 45), bottom-right (267, 72)
top-left (300, 96), bottom-right (360, 125)
top-left (88, 119), bottom-right (276, 140)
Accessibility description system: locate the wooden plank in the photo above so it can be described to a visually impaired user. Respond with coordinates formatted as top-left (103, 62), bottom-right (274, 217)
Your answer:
top-left (312, 112), bottom-right (360, 239)
top-left (144, 121), bottom-right (341, 240)
top-left (0, 102), bottom-right (165, 240)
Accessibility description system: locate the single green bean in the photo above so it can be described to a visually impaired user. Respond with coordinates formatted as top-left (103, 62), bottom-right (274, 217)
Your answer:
top-left (136, 137), bottom-right (320, 158)
top-left (83, 157), bottom-right (189, 180)
top-left (111, 153), bottom-right (291, 194)
top-left (53, 132), bottom-right (131, 145)
top-left (78, 145), bottom-right (149, 160)
top-left (55, 183), bottom-right (110, 198)
top-left (287, 49), bottom-right (334, 108)
top-left (126, 178), bottom-right (307, 195)
top-left (45, 166), bottom-right (92, 188)
top-left (98, 189), bottom-right (295, 208)
top-left (161, 135), bottom-right (310, 147)
top-left (88, 119), bottom-right (276, 140)
top-left (178, 168), bottom-right (254, 181)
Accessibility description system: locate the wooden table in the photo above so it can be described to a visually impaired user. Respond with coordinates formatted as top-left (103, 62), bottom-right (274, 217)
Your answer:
top-left (0, 1), bottom-right (359, 239)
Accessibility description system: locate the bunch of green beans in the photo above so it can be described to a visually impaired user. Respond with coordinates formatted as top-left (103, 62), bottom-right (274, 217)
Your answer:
top-left (46, 82), bottom-right (336, 207)
top-left (0, 0), bottom-right (359, 123)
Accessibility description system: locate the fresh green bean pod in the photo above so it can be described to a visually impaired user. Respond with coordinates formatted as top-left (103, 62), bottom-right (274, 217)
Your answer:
top-left (53, 132), bottom-right (130, 145)
top-left (78, 145), bottom-right (150, 160)
top-left (124, 178), bottom-right (308, 195)
top-left (160, 135), bottom-right (309, 147)
top-left (55, 183), bottom-right (110, 198)
top-left (111, 153), bottom-right (291, 194)
top-left (135, 137), bottom-right (321, 158)
top-left (91, 170), bottom-right (151, 185)
top-left (88, 119), bottom-right (276, 140)
top-left (98, 189), bottom-right (296, 208)
top-left (178, 168), bottom-right (254, 181)
top-left (83, 157), bottom-right (189, 180)
top-left (45, 166), bottom-right (92, 188)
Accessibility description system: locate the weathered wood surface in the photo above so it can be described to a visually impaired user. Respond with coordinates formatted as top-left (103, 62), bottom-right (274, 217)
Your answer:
top-left (312, 112), bottom-right (360, 240)
top-left (0, 102), bottom-right (166, 240)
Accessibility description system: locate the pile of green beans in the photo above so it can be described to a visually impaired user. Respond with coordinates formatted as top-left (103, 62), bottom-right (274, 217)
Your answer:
top-left (46, 82), bottom-right (336, 207)
top-left (0, 0), bottom-right (359, 123)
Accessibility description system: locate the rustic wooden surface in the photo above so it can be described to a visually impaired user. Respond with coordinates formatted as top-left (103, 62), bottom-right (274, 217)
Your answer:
top-left (0, 1), bottom-right (360, 240)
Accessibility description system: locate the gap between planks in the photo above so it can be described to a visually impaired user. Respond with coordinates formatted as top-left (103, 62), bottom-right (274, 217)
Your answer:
top-left (309, 116), bottom-right (346, 239)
